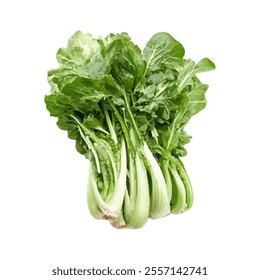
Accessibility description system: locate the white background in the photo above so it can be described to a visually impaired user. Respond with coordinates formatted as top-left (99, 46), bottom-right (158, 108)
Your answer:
top-left (1, 0), bottom-right (259, 279)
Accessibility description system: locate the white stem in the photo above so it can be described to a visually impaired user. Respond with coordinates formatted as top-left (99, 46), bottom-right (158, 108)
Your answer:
top-left (143, 142), bottom-right (170, 218)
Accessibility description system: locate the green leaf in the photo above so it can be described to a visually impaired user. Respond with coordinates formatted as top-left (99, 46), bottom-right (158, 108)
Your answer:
top-left (102, 33), bottom-right (145, 91)
top-left (178, 58), bottom-right (215, 92)
top-left (143, 32), bottom-right (185, 74)
top-left (57, 31), bottom-right (100, 66)
top-left (195, 58), bottom-right (216, 71)
top-left (56, 31), bottom-right (108, 79)
top-left (83, 114), bottom-right (108, 134)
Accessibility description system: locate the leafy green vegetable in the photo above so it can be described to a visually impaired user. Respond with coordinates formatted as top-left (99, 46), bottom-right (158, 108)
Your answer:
top-left (45, 31), bottom-right (215, 229)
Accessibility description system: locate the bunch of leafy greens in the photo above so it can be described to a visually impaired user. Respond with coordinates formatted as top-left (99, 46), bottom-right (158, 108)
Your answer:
top-left (45, 31), bottom-right (215, 229)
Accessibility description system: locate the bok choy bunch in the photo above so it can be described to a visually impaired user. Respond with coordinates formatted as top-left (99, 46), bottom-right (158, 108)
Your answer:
top-left (45, 31), bottom-right (215, 228)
